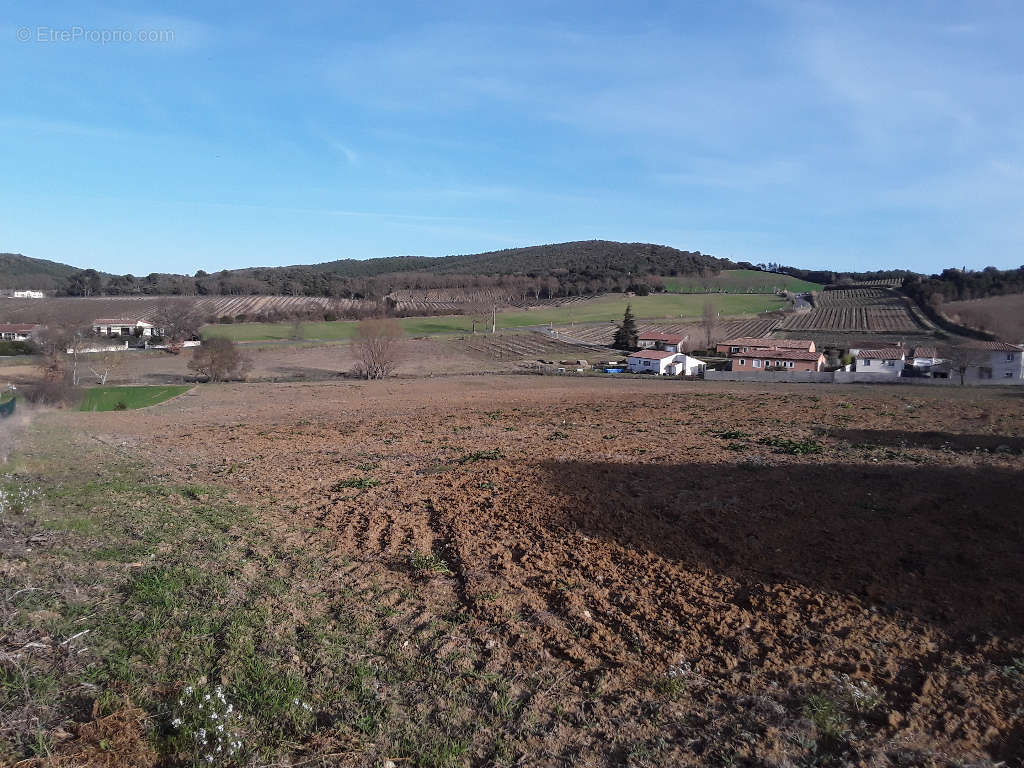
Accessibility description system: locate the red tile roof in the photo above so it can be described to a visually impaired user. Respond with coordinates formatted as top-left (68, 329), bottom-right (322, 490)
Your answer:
top-left (856, 348), bottom-right (906, 360)
top-left (739, 349), bottom-right (822, 362)
top-left (628, 349), bottom-right (678, 360)
top-left (910, 347), bottom-right (938, 358)
top-left (962, 340), bottom-right (1022, 352)
top-left (93, 318), bottom-right (153, 326)
top-left (0, 323), bottom-right (39, 333)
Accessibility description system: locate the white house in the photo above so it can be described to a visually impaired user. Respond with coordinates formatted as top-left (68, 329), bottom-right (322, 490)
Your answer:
top-left (958, 341), bottom-right (1024, 381)
top-left (11, 290), bottom-right (44, 299)
top-left (0, 323), bottom-right (39, 341)
top-left (636, 332), bottom-right (688, 354)
top-left (93, 318), bottom-right (160, 337)
top-left (627, 349), bottom-right (706, 376)
top-left (854, 348), bottom-right (906, 376)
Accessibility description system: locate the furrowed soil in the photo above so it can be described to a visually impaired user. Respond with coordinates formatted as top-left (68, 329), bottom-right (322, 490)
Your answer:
top-left (5, 376), bottom-right (1024, 766)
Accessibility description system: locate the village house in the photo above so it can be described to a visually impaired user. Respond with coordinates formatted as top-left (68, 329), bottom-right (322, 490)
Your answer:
top-left (627, 349), bottom-right (707, 376)
top-left (636, 332), bottom-right (688, 354)
top-left (716, 337), bottom-right (816, 355)
top-left (854, 348), bottom-right (906, 376)
top-left (729, 348), bottom-right (825, 372)
top-left (0, 323), bottom-right (39, 341)
top-left (93, 318), bottom-right (160, 337)
top-left (956, 341), bottom-right (1024, 381)
top-left (11, 290), bottom-right (45, 299)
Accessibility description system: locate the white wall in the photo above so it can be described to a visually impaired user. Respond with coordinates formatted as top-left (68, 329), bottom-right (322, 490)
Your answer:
top-left (856, 358), bottom-right (905, 376)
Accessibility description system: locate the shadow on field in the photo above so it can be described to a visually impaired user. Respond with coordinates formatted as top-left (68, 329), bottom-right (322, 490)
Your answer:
top-left (829, 428), bottom-right (1024, 454)
top-left (540, 459), bottom-right (1024, 633)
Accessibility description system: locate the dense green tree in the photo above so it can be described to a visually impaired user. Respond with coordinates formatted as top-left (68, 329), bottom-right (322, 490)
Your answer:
top-left (612, 304), bottom-right (638, 351)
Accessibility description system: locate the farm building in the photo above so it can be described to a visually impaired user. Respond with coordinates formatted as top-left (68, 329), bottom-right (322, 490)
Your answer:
top-left (854, 348), bottom-right (906, 376)
top-left (637, 332), bottom-right (688, 354)
top-left (729, 348), bottom-right (825, 372)
top-left (93, 318), bottom-right (160, 337)
top-left (716, 337), bottom-right (816, 355)
top-left (627, 350), bottom-right (706, 376)
top-left (11, 290), bottom-right (44, 299)
top-left (0, 323), bottom-right (39, 341)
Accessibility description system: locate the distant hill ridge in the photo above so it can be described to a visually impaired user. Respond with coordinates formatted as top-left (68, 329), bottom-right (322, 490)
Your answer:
top-left (0, 241), bottom-right (728, 298)
top-left (0, 252), bottom-right (86, 290)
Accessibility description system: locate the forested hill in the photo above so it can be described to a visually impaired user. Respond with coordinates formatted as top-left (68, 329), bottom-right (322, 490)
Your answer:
top-left (0, 253), bottom-right (86, 290)
top-left (0, 241), bottom-right (730, 298)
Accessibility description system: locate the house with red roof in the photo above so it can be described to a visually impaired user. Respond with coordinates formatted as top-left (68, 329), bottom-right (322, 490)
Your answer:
top-left (730, 347), bottom-right (825, 372)
top-left (0, 323), bottom-right (39, 341)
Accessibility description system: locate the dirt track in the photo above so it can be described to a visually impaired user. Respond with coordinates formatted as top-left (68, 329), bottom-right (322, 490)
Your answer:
top-left (64, 376), bottom-right (1024, 764)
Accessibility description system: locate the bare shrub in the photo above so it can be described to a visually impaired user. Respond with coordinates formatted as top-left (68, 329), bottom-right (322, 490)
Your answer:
top-left (353, 318), bottom-right (403, 379)
top-left (187, 338), bottom-right (252, 382)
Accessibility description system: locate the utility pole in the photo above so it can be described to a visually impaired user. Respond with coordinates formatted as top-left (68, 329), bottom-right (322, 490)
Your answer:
top-left (492, 305), bottom-right (496, 334)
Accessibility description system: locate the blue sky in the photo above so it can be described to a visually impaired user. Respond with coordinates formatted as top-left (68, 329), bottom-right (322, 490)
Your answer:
top-left (1, 1), bottom-right (1022, 275)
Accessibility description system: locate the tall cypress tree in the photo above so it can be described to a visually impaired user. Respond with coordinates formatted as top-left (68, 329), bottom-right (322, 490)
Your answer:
top-left (612, 303), bottom-right (638, 350)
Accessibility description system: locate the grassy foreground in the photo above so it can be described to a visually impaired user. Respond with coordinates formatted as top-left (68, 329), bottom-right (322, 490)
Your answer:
top-left (78, 386), bottom-right (191, 412)
top-left (203, 293), bottom-right (786, 342)
top-left (0, 425), bottom-right (556, 766)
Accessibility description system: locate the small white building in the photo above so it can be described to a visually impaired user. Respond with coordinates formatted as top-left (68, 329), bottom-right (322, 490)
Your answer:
top-left (855, 348), bottom-right (906, 376)
top-left (0, 323), bottom-right (39, 341)
top-left (93, 318), bottom-right (160, 337)
top-left (11, 290), bottom-right (44, 299)
top-left (627, 350), bottom-right (706, 376)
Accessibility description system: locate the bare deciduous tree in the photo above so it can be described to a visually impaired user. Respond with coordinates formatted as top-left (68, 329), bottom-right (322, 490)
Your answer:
top-left (187, 338), bottom-right (252, 382)
top-left (353, 318), bottom-right (403, 379)
top-left (87, 350), bottom-right (126, 385)
top-left (152, 299), bottom-right (199, 352)
top-left (701, 299), bottom-right (719, 350)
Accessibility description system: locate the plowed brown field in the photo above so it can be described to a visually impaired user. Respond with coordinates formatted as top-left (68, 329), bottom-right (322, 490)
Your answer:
top-left (66, 377), bottom-right (1024, 765)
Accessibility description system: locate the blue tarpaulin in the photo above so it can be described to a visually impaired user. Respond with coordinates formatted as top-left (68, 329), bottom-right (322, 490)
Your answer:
top-left (0, 398), bottom-right (15, 418)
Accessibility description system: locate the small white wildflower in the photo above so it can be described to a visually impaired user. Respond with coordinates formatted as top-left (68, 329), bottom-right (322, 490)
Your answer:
top-left (210, 712), bottom-right (218, 720)
top-left (293, 698), bottom-right (300, 705)
top-left (185, 686), bottom-right (193, 694)
top-left (204, 693), bottom-right (211, 701)
top-left (171, 717), bottom-right (182, 728)
top-left (198, 728), bottom-right (206, 740)
top-left (226, 704), bottom-right (233, 713)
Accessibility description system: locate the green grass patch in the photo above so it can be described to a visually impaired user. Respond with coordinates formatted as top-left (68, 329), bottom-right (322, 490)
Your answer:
top-left (78, 385), bottom-right (190, 412)
top-left (663, 269), bottom-right (822, 294)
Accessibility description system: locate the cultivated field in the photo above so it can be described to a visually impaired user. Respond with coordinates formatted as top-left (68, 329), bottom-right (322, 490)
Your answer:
top-left (0, 295), bottom-right (358, 325)
top-left (663, 269), bottom-right (822, 294)
top-left (3, 377), bottom-right (1022, 765)
top-left (944, 294), bottom-right (1024, 343)
top-left (202, 294), bottom-right (787, 342)
top-left (552, 316), bottom-right (782, 347)
top-left (778, 288), bottom-right (927, 333)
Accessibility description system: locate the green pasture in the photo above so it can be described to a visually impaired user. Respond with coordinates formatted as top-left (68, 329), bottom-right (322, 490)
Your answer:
top-left (663, 269), bottom-right (822, 294)
top-left (79, 385), bottom-right (191, 412)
